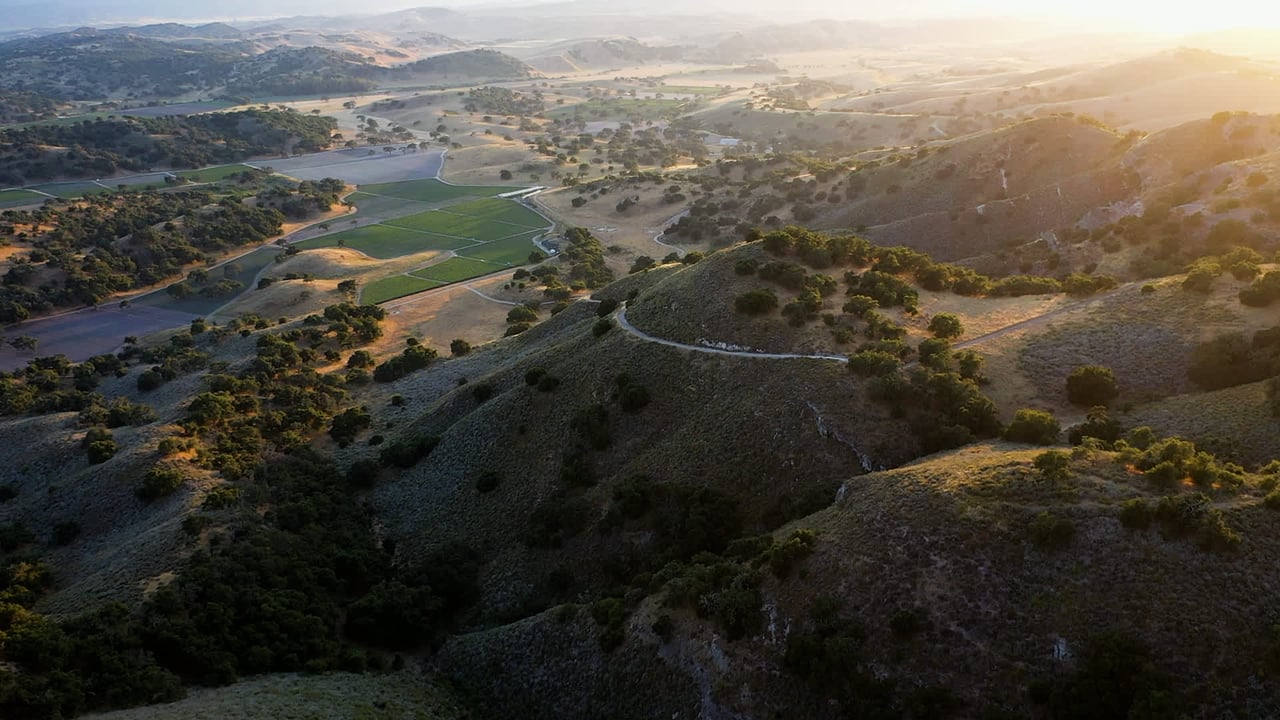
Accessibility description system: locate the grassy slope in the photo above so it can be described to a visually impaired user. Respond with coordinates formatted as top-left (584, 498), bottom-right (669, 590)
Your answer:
top-left (437, 442), bottom-right (1280, 718)
top-left (368, 301), bottom-right (912, 617)
top-left (82, 671), bottom-right (469, 720)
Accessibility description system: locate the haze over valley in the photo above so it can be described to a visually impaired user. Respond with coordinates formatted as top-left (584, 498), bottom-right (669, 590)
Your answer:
top-left (2, 3), bottom-right (1280, 719)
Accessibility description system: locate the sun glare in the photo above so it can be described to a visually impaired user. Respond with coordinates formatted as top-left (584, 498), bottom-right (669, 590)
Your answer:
top-left (1036, 0), bottom-right (1280, 34)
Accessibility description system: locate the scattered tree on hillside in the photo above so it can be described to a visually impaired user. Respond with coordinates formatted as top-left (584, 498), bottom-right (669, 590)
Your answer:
top-left (927, 313), bottom-right (964, 339)
top-left (1066, 365), bottom-right (1118, 407)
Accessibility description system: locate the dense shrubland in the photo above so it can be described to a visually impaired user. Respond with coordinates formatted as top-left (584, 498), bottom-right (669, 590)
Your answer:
top-left (0, 174), bottom-right (341, 322)
top-left (0, 301), bottom-right (492, 718)
top-left (0, 110), bottom-right (336, 185)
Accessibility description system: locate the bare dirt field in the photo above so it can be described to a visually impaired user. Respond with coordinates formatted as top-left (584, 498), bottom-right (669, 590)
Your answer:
top-left (0, 305), bottom-right (199, 371)
top-left (253, 148), bottom-right (445, 185)
top-left (377, 274), bottom-right (516, 354)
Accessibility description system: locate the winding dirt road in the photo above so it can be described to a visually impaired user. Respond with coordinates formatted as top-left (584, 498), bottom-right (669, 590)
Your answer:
top-left (612, 282), bottom-right (1134, 363)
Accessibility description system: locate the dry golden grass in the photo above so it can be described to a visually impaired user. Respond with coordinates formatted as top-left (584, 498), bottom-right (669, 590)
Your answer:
top-left (376, 280), bottom-right (513, 355)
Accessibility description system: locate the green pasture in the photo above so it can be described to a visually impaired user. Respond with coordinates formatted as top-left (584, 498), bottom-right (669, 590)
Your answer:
top-left (446, 197), bottom-right (548, 229)
top-left (362, 275), bottom-right (445, 305)
top-left (359, 179), bottom-right (510, 203)
top-left (410, 257), bottom-right (504, 284)
top-left (296, 225), bottom-right (474, 259)
top-left (458, 231), bottom-right (542, 265)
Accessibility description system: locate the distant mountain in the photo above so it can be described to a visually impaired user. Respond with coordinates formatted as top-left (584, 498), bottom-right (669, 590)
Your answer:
top-left (391, 49), bottom-right (535, 82)
top-left (522, 38), bottom-right (688, 74)
top-left (98, 22), bottom-right (245, 41)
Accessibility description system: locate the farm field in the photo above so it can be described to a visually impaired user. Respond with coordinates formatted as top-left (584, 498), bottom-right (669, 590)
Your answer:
top-left (411, 257), bottom-right (506, 284)
top-left (178, 164), bottom-right (252, 183)
top-left (386, 210), bottom-right (539, 243)
top-left (0, 189), bottom-right (46, 208)
top-left (31, 181), bottom-right (110, 198)
top-left (444, 197), bottom-right (548, 229)
top-left (296, 225), bottom-right (474, 259)
top-left (362, 274), bottom-right (445, 304)
top-left (457, 231), bottom-right (542, 265)
top-left (297, 177), bottom-right (551, 305)
top-left (360, 178), bottom-right (510, 203)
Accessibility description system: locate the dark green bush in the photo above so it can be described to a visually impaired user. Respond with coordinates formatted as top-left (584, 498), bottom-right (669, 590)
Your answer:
top-left (1066, 365), bottom-right (1119, 406)
top-left (137, 466), bottom-right (185, 501)
top-left (1028, 511), bottom-right (1075, 550)
top-left (734, 288), bottom-right (778, 315)
top-left (1004, 409), bottom-right (1061, 445)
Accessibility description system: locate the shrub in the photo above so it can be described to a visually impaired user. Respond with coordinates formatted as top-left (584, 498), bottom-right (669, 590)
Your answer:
top-left (476, 472), bottom-right (500, 493)
top-left (138, 466), bottom-right (186, 501)
top-left (137, 369), bottom-right (164, 392)
top-left (596, 298), bottom-right (619, 316)
top-left (734, 259), bottom-right (759, 276)
top-left (1068, 406), bottom-right (1123, 447)
top-left (1153, 493), bottom-right (1240, 552)
top-left (52, 521), bottom-right (81, 546)
top-left (763, 529), bottom-right (817, 579)
top-left (525, 367), bottom-right (547, 386)
top-left (927, 313), bottom-right (964, 339)
top-left (1066, 365), bottom-right (1118, 406)
top-left (1033, 450), bottom-right (1071, 483)
top-left (506, 305), bottom-right (538, 324)
top-left (345, 459), bottom-right (382, 488)
top-left (537, 375), bottom-right (561, 392)
top-left (616, 376), bottom-right (651, 413)
top-left (1119, 498), bottom-right (1154, 529)
top-left (87, 439), bottom-right (119, 464)
top-left (842, 295), bottom-right (879, 318)
top-left (1004, 409), bottom-right (1061, 445)
top-left (1028, 511), bottom-right (1075, 550)
top-left (378, 435), bottom-right (440, 468)
top-left (1240, 271), bottom-right (1280, 307)
top-left (592, 318), bottom-right (612, 337)
top-left (734, 288), bottom-right (779, 315)
top-left (330, 407), bottom-right (372, 446)
top-left (848, 350), bottom-right (900, 377)
top-left (629, 256), bottom-right (656, 274)
top-left (449, 339), bottom-right (472, 357)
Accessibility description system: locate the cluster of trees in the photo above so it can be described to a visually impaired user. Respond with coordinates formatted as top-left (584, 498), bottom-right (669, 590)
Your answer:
top-left (0, 91), bottom-right (59, 125)
top-left (0, 178), bottom-right (344, 321)
top-left (552, 227), bottom-right (614, 290)
top-left (1187, 326), bottom-right (1280, 391)
top-left (162, 303), bottom-right (387, 478)
top-left (0, 451), bottom-right (483, 718)
top-left (0, 351), bottom-right (145, 416)
top-left (255, 178), bottom-right (344, 221)
top-left (0, 110), bottom-right (335, 185)
top-left (464, 86), bottom-right (545, 116)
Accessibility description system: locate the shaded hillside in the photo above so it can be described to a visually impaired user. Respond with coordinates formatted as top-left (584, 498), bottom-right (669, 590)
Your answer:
top-left (524, 38), bottom-right (688, 74)
top-left (371, 300), bottom-right (903, 619)
top-left (391, 49), bottom-right (535, 83)
top-left (0, 30), bottom-right (531, 101)
top-left (0, 109), bottom-right (336, 185)
top-left (226, 47), bottom-right (381, 96)
top-left (0, 31), bottom-right (246, 100)
top-left (439, 441), bottom-right (1280, 719)
top-left (0, 91), bottom-right (64, 126)
top-left (819, 116), bottom-right (1136, 259)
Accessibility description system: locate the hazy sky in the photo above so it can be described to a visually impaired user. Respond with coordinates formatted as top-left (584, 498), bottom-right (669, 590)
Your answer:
top-left (11, 0), bottom-right (1280, 34)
